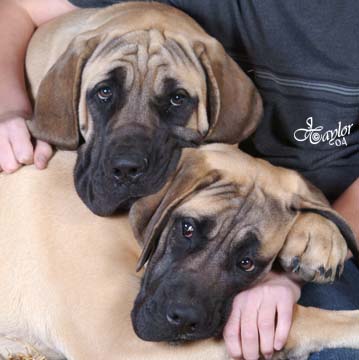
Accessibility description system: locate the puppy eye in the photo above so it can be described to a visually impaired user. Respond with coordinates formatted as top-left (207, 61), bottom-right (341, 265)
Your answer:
top-left (237, 257), bottom-right (255, 272)
top-left (97, 86), bottom-right (113, 102)
top-left (182, 220), bottom-right (195, 239)
top-left (170, 89), bottom-right (189, 107)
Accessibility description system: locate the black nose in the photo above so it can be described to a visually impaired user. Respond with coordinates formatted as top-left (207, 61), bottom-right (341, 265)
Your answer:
top-left (166, 303), bottom-right (202, 333)
top-left (112, 155), bottom-right (148, 181)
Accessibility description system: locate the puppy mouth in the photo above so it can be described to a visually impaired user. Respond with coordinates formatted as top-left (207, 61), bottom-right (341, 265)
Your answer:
top-left (167, 329), bottom-right (224, 344)
top-left (167, 334), bottom-right (206, 344)
top-left (134, 324), bottom-right (223, 343)
top-left (75, 152), bottom-right (180, 215)
top-left (131, 297), bottom-right (230, 343)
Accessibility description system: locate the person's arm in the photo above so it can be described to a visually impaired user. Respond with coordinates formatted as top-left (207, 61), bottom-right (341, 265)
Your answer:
top-left (0, 0), bottom-right (77, 173)
top-left (332, 177), bottom-right (359, 256)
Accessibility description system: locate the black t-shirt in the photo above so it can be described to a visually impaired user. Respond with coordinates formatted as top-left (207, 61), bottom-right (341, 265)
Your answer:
top-left (69, 0), bottom-right (359, 202)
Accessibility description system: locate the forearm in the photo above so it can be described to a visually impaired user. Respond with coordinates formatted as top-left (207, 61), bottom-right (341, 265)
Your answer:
top-left (332, 177), bottom-right (359, 255)
top-left (264, 271), bottom-right (302, 299)
top-left (0, 0), bottom-right (35, 119)
top-left (0, 0), bottom-right (77, 120)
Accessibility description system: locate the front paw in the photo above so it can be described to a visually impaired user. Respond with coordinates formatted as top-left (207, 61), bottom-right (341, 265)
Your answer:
top-left (278, 213), bottom-right (347, 283)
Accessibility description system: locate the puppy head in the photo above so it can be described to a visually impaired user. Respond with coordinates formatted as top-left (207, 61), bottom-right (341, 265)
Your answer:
top-left (129, 144), bottom-right (356, 342)
top-left (28, 3), bottom-right (262, 216)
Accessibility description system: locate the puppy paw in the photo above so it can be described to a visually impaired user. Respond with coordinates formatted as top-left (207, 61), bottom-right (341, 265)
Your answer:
top-left (278, 213), bottom-right (347, 283)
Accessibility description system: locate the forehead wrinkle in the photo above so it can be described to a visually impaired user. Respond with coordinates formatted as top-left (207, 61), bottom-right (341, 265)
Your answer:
top-left (136, 42), bottom-right (150, 81)
top-left (165, 39), bottom-right (199, 70)
top-left (87, 36), bottom-right (151, 89)
top-left (160, 42), bottom-right (181, 67)
top-left (226, 198), bottom-right (283, 256)
top-left (150, 62), bottom-right (170, 93)
top-left (211, 206), bottom-right (246, 254)
top-left (203, 190), bottom-right (265, 255)
top-left (115, 59), bottom-right (135, 90)
top-left (147, 52), bottom-right (169, 77)
top-left (147, 39), bottom-right (185, 72)
top-left (93, 38), bottom-right (139, 61)
top-left (202, 182), bottom-right (240, 200)
top-left (147, 42), bottom-right (204, 100)
top-left (84, 58), bottom-right (135, 93)
top-left (183, 183), bottom-right (243, 211)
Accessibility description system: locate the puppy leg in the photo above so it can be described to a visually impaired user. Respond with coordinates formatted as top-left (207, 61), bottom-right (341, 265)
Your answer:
top-left (278, 213), bottom-right (347, 282)
top-left (274, 305), bottom-right (359, 360)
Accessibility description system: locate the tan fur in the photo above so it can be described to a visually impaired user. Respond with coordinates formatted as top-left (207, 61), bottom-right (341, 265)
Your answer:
top-left (8, 4), bottom-right (356, 357)
top-left (0, 151), bottom-right (226, 359)
top-left (132, 144), bottom-right (351, 284)
top-left (25, 2), bottom-right (262, 149)
top-left (0, 144), bottom-right (356, 359)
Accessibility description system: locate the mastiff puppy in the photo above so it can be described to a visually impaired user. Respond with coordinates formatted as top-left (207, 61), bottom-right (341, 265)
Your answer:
top-left (1, 145), bottom-right (358, 360)
top-left (130, 143), bottom-right (359, 358)
top-left (0, 151), bottom-right (226, 360)
top-left (25, 2), bottom-right (262, 216)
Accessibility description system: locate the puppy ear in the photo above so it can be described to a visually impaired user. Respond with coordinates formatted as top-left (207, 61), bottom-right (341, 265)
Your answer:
top-left (129, 154), bottom-right (221, 271)
top-left (292, 177), bottom-right (359, 259)
top-left (28, 36), bottom-right (100, 150)
top-left (195, 41), bottom-right (263, 144)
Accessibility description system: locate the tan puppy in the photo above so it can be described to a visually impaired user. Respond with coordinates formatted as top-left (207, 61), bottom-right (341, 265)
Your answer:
top-left (0, 144), bottom-right (357, 360)
top-left (0, 150), bottom-right (225, 359)
top-left (130, 144), bottom-right (358, 354)
top-left (6, 3), bottom-right (355, 358)
top-left (25, 2), bottom-right (262, 216)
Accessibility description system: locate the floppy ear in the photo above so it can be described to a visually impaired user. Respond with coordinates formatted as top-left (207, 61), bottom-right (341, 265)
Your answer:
top-left (195, 41), bottom-right (263, 144)
top-left (129, 155), bottom-right (221, 271)
top-left (291, 177), bottom-right (359, 260)
top-left (28, 36), bottom-right (100, 150)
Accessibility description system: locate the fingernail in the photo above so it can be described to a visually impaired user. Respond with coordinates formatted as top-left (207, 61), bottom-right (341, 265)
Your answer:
top-left (264, 353), bottom-right (273, 360)
top-left (18, 155), bottom-right (33, 165)
top-left (274, 342), bottom-right (283, 351)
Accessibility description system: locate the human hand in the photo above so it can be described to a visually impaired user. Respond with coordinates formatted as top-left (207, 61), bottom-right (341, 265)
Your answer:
top-left (223, 272), bottom-right (301, 360)
top-left (0, 116), bottom-right (53, 173)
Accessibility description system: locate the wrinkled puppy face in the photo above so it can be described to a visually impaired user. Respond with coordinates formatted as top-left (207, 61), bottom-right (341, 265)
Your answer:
top-left (31, 15), bottom-right (262, 216)
top-left (131, 177), bottom-right (294, 342)
top-left (74, 31), bottom-right (209, 215)
top-left (129, 143), bottom-right (356, 343)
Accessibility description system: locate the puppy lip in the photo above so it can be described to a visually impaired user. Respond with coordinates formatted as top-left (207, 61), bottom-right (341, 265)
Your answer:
top-left (83, 195), bottom-right (133, 216)
top-left (131, 305), bottom-right (218, 342)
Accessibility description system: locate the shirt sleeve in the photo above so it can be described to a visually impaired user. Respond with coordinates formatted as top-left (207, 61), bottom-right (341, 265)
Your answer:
top-left (67, 0), bottom-right (245, 61)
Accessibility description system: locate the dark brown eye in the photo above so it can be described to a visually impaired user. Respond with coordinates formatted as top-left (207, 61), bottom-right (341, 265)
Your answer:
top-left (237, 257), bottom-right (255, 272)
top-left (182, 221), bottom-right (194, 239)
top-left (97, 86), bottom-right (113, 102)
top-left (170, 89), bottom-right (189, 107)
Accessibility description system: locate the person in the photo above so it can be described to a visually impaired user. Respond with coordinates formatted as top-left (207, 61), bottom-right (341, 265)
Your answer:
top-left (0, 1), bottom-right (358, 359)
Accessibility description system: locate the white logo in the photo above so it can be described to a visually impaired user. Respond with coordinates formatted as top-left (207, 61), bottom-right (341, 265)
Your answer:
top-left (293, 117), bottom-right (353, 147)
